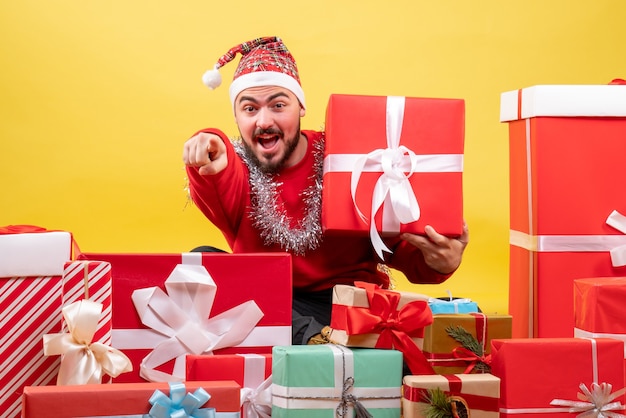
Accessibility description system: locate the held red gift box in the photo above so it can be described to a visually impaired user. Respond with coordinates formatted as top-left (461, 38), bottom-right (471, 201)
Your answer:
top-left (77, 252), bottom-right (292, 382)
top-left (0, 227), bottom-right (74, 418)
top-left (574, 277), bottom-right (626, 357)
top-left (402, 373), bottom-right (500, 418)
top-left (491, 337), bottom-right (626, 418)
top-left (500, 84), bottom-right (626, 338)
top-left (323, 94), bottom-right (464, 256)
top-left (21, 380), bottom-right (240, 418)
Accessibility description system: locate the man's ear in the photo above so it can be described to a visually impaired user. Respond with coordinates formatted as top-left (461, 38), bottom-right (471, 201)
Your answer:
top-left (300, 106), bottom-right (306, 117)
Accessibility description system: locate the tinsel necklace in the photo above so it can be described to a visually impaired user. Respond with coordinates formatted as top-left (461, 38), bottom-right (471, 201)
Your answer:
top-left (234, 135), bottom-right (325, 255)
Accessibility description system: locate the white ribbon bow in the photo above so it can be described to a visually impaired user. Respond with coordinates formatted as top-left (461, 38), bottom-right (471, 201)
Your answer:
top-left (351, 96), bottom-right (421, 259)
top-left (43, 299), bottom-right (132, 385)
top-left (132, 263), bottom-right (264, 382)
top-left (551, 383), bottom-right (626, 418)
top-left (241, 376), bottom-right (273, 418)
top-left (606, 210), bottom-right (626, 267)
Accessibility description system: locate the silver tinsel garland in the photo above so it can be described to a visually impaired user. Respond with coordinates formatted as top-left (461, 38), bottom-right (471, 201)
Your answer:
top-left (234, 135), bottom-right (325, 255)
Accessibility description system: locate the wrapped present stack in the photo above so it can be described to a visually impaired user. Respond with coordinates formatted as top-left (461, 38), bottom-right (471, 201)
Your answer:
top-left (500, 83), bottom-right (626, 338)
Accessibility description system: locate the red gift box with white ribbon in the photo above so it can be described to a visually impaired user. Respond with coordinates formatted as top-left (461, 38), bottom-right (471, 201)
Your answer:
top-left (491, 337), bottom-right (626, 418)
top-left (501, 84), bottom-right (626, 338)
top-left (323, 94), bottom-right (465, 259)
top-left (78, 252), bottom-right (292, 383)
top-left (186, 353), bottom-right (272, 417)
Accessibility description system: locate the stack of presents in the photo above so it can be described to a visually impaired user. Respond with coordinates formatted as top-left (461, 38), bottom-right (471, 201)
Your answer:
top-left (2, 84), bottom-right (626, 417)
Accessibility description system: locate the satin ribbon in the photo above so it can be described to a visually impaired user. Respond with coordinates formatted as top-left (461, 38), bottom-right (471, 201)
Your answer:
top-left (43, 299), bottom-right (132, 384)
top-left (146, 382), bottom-right (217, 418)
top-left (131, 263), bottom-right (264, 382)
top-left (349, 96), bottom-right (421, 258)
top-left (338, 282), bottom-right (434, 375)
top-left (550, 383), bottom-right (626, 418)
top-left (0, 225), bottom-right (49, 234)
top-left (510, 210), bottom-right (626, 267)
top-left (241, 376), bottom-right (272, 418)
top-left (451, 347), bottom-right (492, 374)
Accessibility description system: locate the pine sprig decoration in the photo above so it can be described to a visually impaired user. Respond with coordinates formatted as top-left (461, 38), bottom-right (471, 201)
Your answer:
top-left (445, 325), bottom-right (491, 373)
top-left (421, 388), bottom-right (469, 418)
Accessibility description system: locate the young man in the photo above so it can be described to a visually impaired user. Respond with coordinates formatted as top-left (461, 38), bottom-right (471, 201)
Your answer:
top-left (183, 36), bottom-right (469, 345)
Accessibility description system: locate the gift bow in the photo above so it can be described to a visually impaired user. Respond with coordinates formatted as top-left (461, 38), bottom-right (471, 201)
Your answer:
top-left (606, 210), bottom-right (626, 267)
top-left (148, 382), bottom-right (216, 418)
top-left (452, 346), bottom-right (492, 374)
top-left (132, 263), bottom-right (264, 382)
top-left (240, 376), bottom-right (273, 418)
top-left (351, 96), bottom-right (421, 259)
top-left (550, 383), bottom-right (626, 418)
top-left (43, 300), bottom-right (132, 385)
top-left (342, 282), bottom-right (434, 375)
top-left (0, 225), bottom-right (49, 234)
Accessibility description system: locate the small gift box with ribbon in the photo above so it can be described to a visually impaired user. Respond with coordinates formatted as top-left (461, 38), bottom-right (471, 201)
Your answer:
top-left (272, 344), bottom-right (403, 418)
top-left (428, 294), bottom-right (480, 314)
top-left (186, 353), bottom-right (272, 418)
top-left (574, 277), bottom-right (626, 371)
top-left (77, 252), bottom-right (292, 383)
top-left (500, 83), bottom-right (626, 338)
top-left (328, 281), bottom-right (435, 375)
top-left (491, 337), bottom-right (626, 418)
top-left (402, 373), bottom-right (501, 418)
top-left (0, 225), bottom-right (76, 418)
top-left (322, 93), bottom-right (465, 259)
top-left (21, 380), bottom-right (241, 418)
top-left (422, 313), bottom-right (511, 375)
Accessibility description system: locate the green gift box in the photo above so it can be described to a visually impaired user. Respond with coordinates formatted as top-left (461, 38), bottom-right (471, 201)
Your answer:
top-left (272, 344), bottom-right (403, 418)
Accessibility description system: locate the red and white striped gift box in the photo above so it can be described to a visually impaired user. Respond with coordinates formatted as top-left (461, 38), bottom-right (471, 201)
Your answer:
top-left (0, 228), bottom-right (73, 418)
top-left (61, 260), bottom-right (112, 346)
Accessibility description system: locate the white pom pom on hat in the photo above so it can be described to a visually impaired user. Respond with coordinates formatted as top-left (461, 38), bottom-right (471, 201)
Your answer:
top-left (202, 64), bottom-right (222, 90)
top-left (201, 36), bottom-right (305, 110)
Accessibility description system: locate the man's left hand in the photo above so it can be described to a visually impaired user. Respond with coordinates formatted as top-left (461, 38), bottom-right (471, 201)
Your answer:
top-left (400, 222), bottom-right (469, 274)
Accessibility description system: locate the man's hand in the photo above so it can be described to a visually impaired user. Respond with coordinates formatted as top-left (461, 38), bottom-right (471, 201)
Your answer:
top-left (182, 132), bottom-right (227, 175)
top-left (400, 222), bottom-right (469, 274)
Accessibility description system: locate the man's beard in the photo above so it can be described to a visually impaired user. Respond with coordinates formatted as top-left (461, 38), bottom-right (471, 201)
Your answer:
top-left (240, 125), bottom-right (301, 175)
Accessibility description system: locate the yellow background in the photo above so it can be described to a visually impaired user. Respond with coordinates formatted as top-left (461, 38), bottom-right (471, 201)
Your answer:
top-left (2, 1), bottom-right (625, 315)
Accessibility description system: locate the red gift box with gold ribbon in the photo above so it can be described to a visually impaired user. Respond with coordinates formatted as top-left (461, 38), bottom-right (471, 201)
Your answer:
top-left (328, 281), bottom-right (435, 375)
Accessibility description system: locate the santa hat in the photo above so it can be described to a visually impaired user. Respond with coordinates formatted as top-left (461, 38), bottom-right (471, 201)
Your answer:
top-left (202, 36), bottom-right (306, 109)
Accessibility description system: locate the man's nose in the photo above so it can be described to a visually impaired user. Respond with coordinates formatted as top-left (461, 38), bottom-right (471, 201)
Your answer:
top-left (256, 108), bottom-right (273, 129)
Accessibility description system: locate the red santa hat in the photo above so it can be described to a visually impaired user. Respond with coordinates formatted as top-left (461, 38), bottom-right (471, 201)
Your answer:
top-left (202, 36), bottom-right (306, 110)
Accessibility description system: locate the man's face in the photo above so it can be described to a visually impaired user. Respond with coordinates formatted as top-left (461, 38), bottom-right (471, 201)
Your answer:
top-left (234, 85), bottom-right (306, 174)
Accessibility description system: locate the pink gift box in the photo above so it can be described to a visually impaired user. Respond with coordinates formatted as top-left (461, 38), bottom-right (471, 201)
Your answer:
top-left (78, 252), bottom-right (292, 382)
top-left (501, 84), bottom-right (626, 338)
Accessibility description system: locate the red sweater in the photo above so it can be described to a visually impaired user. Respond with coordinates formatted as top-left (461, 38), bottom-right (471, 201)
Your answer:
top-left (186, 128), bottom-right (451, 292)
